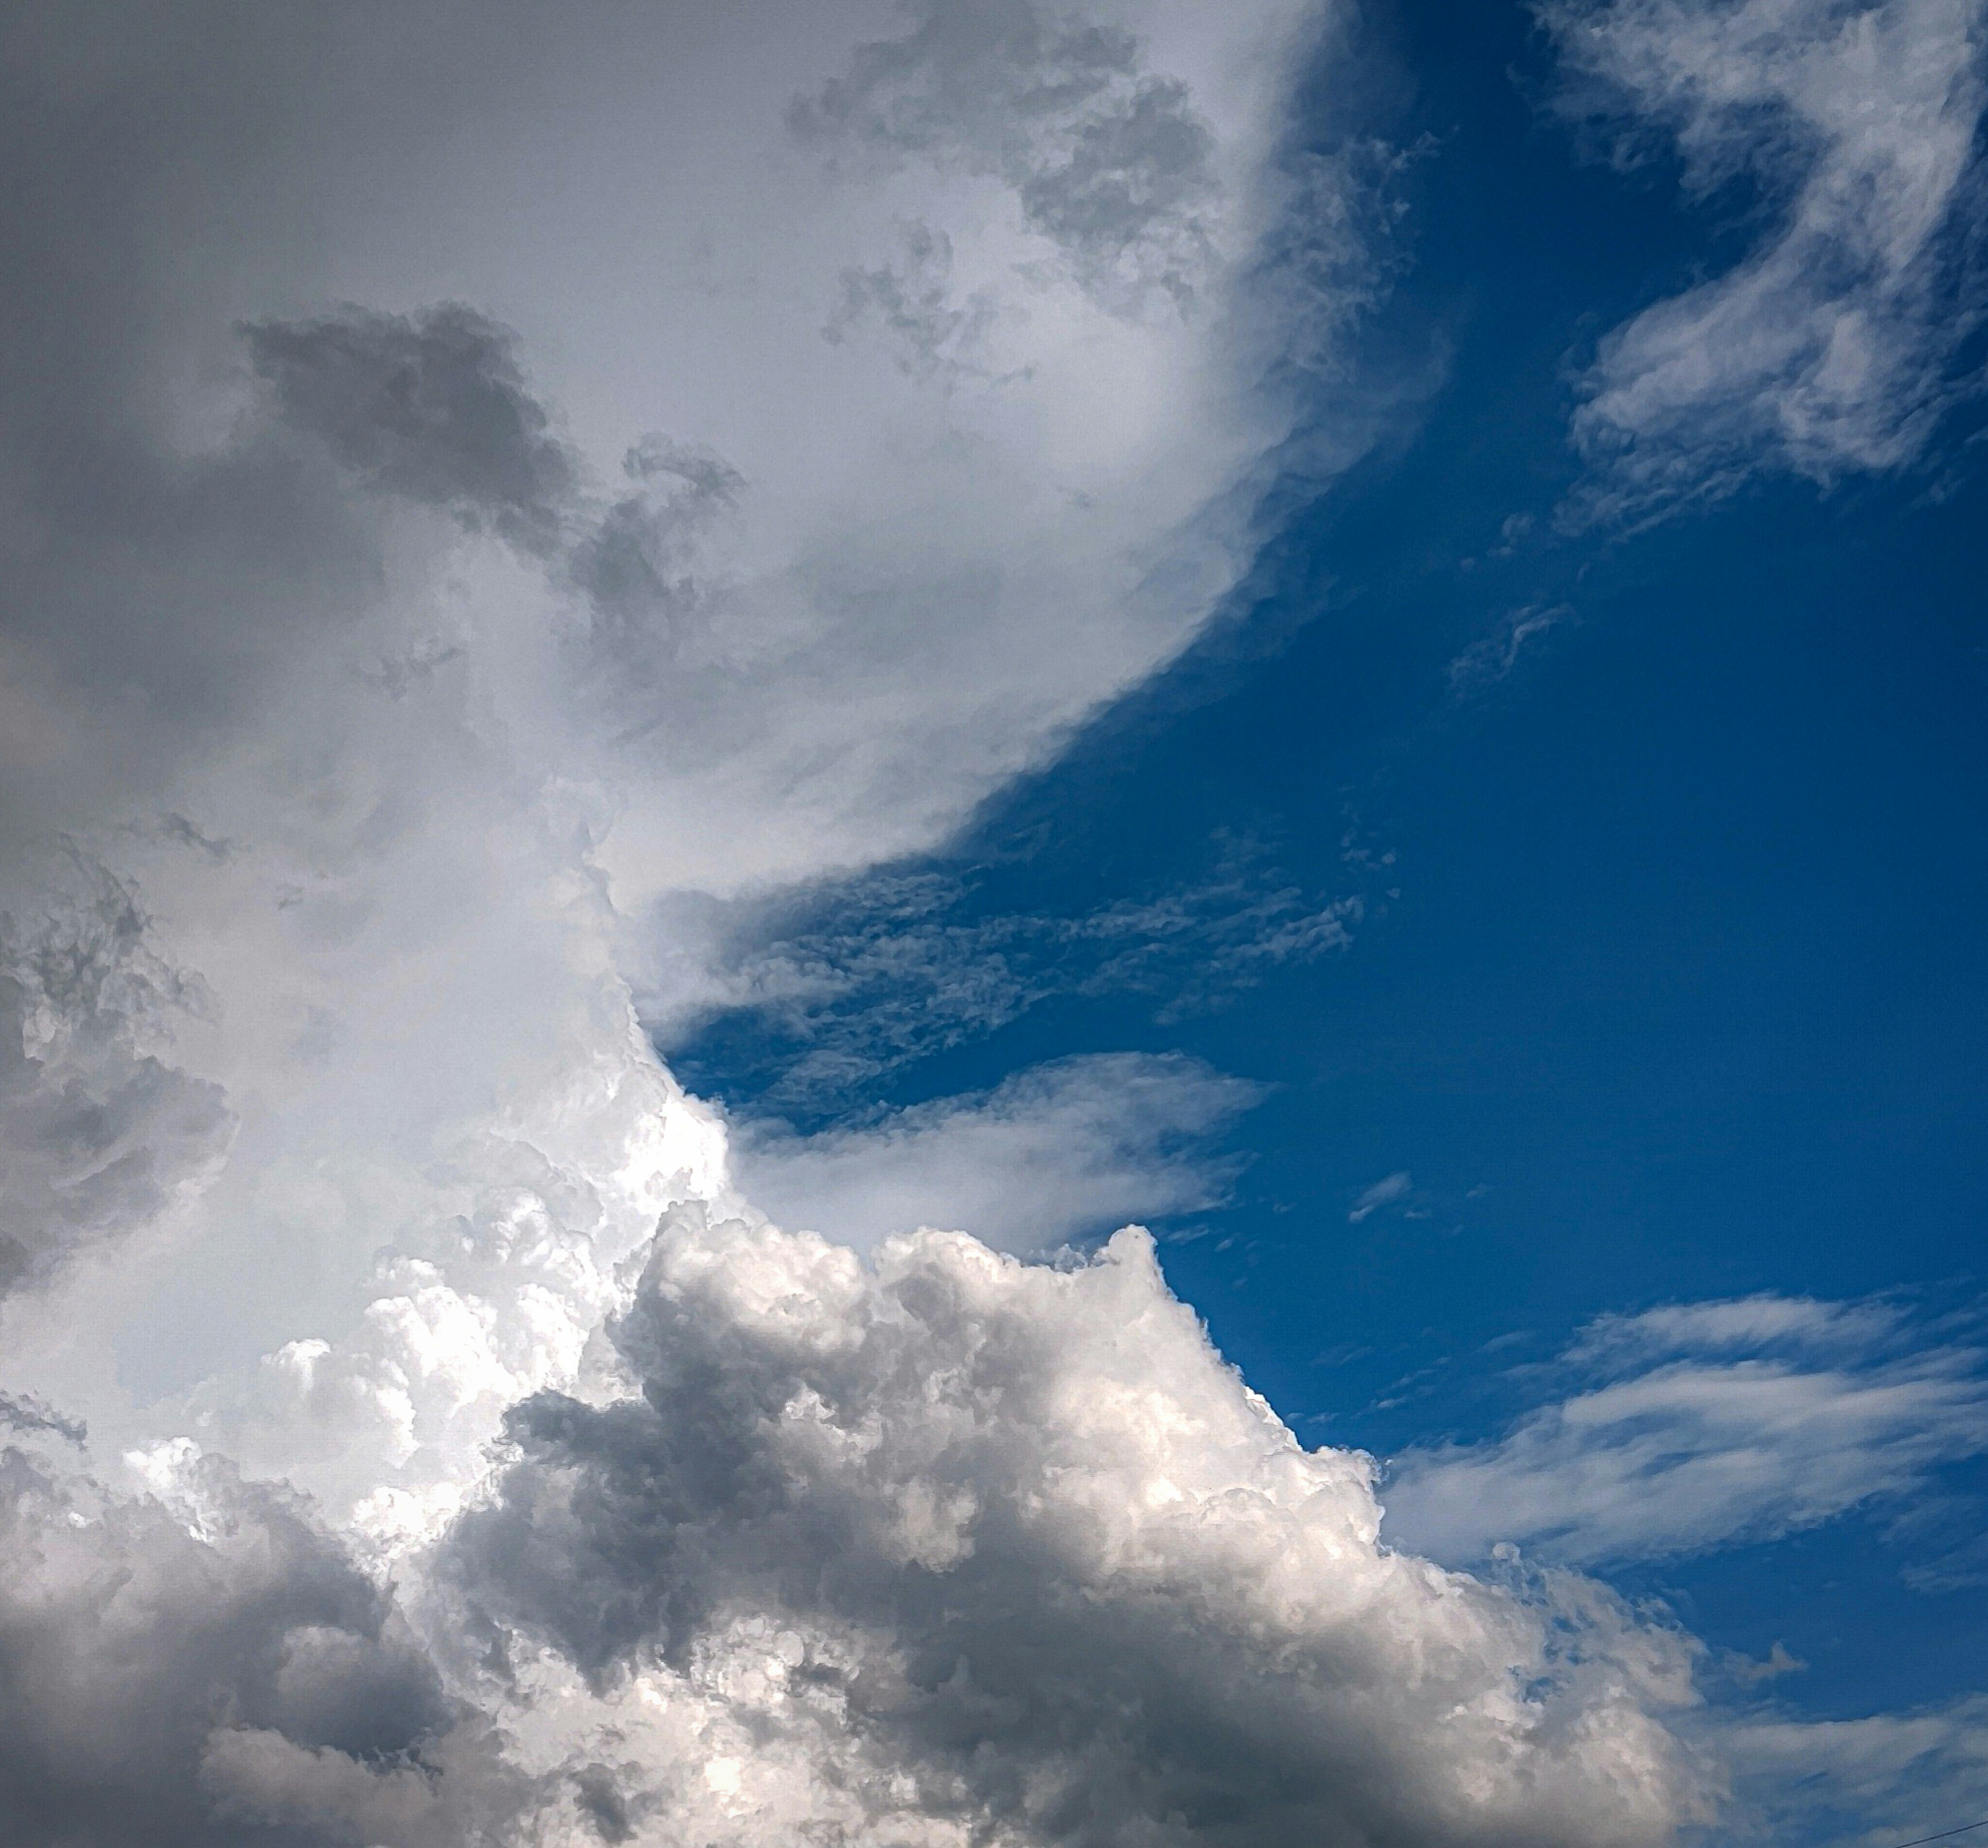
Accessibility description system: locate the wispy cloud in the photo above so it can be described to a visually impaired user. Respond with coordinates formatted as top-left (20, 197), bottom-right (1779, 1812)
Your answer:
top-left (1542, 0), bottom-right (1988, 520)
top-left (1721, 1692), bottom-right (1988, 1848)
top-left (659, 836), bottom-right (1364, 1112)
top-left (1348, 1169), bottom-right (1413, 1222)
top-left (1448, 605), bottom-right (1575, 694)
top-left (1384, 1292), bottom-right (1988, 1565)
top-left (731, 1051), bottom-right (1266, 1254)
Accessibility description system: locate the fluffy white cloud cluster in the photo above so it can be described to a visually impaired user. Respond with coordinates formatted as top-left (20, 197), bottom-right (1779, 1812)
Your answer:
top-left (1543, 0), bottom-right (1988, 516)
top-left (412, 1213), bottom-right (1707, 1847)
top-left (1, 0), bottom-right (1356, 1461)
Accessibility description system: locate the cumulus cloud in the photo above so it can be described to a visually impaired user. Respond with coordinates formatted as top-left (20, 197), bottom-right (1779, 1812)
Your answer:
top-left (426, 1211), bottom-right (1706, 1847)
top-left (1543, 0), bottom-right (1988, 517)
top-left (0, 1438), bottom-right (513, 1848)
top-left (732, 1052), bottom-right (1264, 1253)
top-left (0, 6), bottom-right (1776, 1845)
top-left (0, 0), bottom-right (1383, 1421)
top-left (1384, 1292), bottom-right (1988, 1565)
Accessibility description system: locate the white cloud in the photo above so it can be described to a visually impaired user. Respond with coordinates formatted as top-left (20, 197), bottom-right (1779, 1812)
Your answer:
top-left (0, 0), bottom-right (1379, 1451)
top-left (419, 1212), bottom-right (1709, 1847)
top-left (1348, 1168), bottom-right (1412, 1222)
top-left (1542, 0), bottom-right (1988, 517)
top-left (1384, 1292), bottom-right (1988, 1565)
top-left (1720, 1693), bottom-right (1988, 1848)
top-left (732, 1051), bottom-right (1264, 1253)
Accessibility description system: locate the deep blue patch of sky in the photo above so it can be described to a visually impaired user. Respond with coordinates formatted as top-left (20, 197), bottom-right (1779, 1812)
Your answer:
top-left (665, 0), bottom-right (1988, 1729)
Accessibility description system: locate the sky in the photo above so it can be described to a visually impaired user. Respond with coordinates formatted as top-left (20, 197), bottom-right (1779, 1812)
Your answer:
top-left (1, 2), bottom-right (1984, 1845)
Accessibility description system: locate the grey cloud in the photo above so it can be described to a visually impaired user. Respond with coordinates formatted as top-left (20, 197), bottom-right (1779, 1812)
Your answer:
top-left (437, 1210), bottom-right (1704, 1847)
top-left (0, 1446), bottom-right (504, 1848)
top-left (244, 303), bottom-right (581, 558)
top-left (0, 1391), bottom-right (85, 1446)
top-left (1384, 1291), bottom-right (1988, 1566)
top-left (792, 0), bottom-right (1218, 307)
top-left (566, 435), bottom-right (745, 693)
top-left (0, 854), bottom-right (232, 1297)
top-left (245, 304), bottom-right (745, 696)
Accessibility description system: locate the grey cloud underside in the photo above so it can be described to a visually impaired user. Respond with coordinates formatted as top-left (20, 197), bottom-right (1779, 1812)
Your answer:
top-left (0, 1446), bottom-right (498, 1848)
top-left (245, 305), bottom-right (581, 559)
top-left (245, 304), bottom-right (716, 657)
top-left (825, 221), bottom-right (1002, 381)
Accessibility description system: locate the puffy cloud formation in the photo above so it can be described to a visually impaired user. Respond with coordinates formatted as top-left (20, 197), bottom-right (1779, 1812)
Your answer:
top-left (1, 0), bottom-right (1375, 1455)
top-left (1385, 1292), bottom-right (1988, 1565)
top-left (427, 1213), bottom-right (1706, 1847)
top-left (1544, 0), bottom-right (1988, 516)
top-left (0, 1435), bottom-right (505, 1848)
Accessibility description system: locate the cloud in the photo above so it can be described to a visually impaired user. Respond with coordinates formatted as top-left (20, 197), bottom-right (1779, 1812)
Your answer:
top-left (0, 0), bottom-right (1379, 1417)
top-left (1348, 1169), bottom-right (1412, 1222)
top-left (1542, 0), bottom-right (1988, 518)
top-left (428, 1211), bottom-right (1706, 1847)
top-left (0, 8), bottom-right (1743, 1845)
top-left (0, 1439), bottom-right (513, 1848)
top-left (732, 1052), bottom-right (1265, 1253)
top-left (1447, 604), bottom-right (1574, 693)
top-left (0, 850), bottom-right (232, 1297)
top-left (1720, 1692), bottom-right (1988, 1848)
top-left (657, 837), bottom-right (1364, 1111)
top-left (1384, 1292), bottom-right (1988, 1565)
top-left (790, 0), bottom-right (1222, 311)
top-left (244, 303), bottom-right (581, 557)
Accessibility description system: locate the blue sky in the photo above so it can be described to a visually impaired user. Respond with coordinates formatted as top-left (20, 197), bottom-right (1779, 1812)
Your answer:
top-left (670, 0), bottom-right (1988, 1778)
